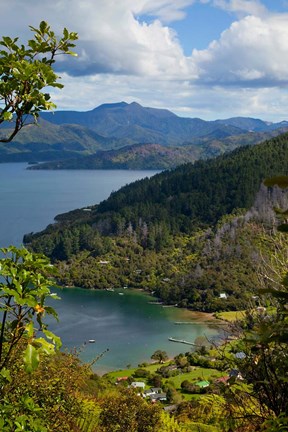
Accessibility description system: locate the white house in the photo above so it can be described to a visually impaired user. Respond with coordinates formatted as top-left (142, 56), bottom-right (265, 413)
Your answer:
top-left (130, 382), bottom-right (145, 389)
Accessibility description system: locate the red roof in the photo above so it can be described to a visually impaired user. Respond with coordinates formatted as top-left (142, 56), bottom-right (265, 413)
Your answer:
top-left (117, 376), bottom-right (128, 382)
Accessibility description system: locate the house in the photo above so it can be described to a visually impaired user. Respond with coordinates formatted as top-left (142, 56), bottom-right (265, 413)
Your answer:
top-left (219, 293), bottom-right (228, 299)
top-left (151, 387), bottom-right (162, 393)
top-left (143, 387), bottom-right (162, 398)
top-left (116, 376), bottom-right (128, 383)
top-left (215, 376), bottom-right (229, 385)
top-left (143, 389), bottom-right (156, 398)
top-left (229, 369), bottom-right (243, 380)
top-left (235, 351), bottom-right (246, 359)
top-left (150, 393), bottom-right (167, 402)
top-left (143, 387), bottom-right (167, 402)
top-left (195, 380), bottom-right (210, 388)
top-left (130, 381), bottom-right (145, 389)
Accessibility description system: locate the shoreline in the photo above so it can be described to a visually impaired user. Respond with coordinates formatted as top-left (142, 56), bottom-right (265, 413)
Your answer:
top-left (61, 285), bottom-right (229, 325)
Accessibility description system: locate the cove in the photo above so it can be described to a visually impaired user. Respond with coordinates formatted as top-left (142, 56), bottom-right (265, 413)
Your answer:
top-left (48, 287), bottom-right (220, 373)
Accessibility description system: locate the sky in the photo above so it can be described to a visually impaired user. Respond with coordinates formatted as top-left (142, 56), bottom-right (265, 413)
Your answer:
top-left (2, 0), bottom-right (288, 121)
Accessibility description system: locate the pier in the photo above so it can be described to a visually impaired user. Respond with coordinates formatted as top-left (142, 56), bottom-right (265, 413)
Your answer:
top-left (168, 337), bottom-right (196, 346)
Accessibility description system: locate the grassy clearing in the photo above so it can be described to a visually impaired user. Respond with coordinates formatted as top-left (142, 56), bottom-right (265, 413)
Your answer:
top-left (165, 367), bottom-right (224, 390)
top-left (215, 310), bottom-right (245, 322)
top-left (104, 361), bottom-right (170, 382)
top-left (104, 363), bottom-right (225, 401)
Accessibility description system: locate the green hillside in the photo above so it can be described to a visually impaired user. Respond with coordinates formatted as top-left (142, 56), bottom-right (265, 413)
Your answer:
top-left (24, 133), bottom-right (288, 311)
top-left (0, 120), bottom-right (127, 162)
top-left (27, 143), bottom-right (202, 170)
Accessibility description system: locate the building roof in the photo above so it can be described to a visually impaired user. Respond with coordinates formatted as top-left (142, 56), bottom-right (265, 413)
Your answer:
top-left (117, 376), bottom-right (128, 382)
top-left (235, 351), bottom-right (246, 359)
top-left (195, 380), bottom-right (210, 388)
top-left (215, 376), bottom-right (229, 384)
top-left (131, 381), bottom-right (145, 388)
top-left (150, 393), bottom-right (167, 401)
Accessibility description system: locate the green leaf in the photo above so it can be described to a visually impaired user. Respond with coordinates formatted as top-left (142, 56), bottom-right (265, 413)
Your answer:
top-left (43, 328), bottom-right (62, 350)
top-left (44, 305), bottom-right (59, 320)
top-left (2, 112), bottom-right (13, 121)
top-left (33, 337), bottom-right (55, 355)
top-left (23, 344), bottom-right (40, 373)
top-left (0, 368), bottom-right (12, 383)
top-left (25, 321), bottom-right (35, 338)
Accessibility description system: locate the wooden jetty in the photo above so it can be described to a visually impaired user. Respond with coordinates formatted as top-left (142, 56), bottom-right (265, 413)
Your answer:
top-left (168, 337), bottom-right (196, 346)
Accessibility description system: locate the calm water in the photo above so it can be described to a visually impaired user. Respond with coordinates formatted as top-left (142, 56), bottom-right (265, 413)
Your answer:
top-left (0, 163), bottom-right (219, 372)
top-left (0, 163), bottom-right (158, 247)
top-left (48, 288), bottom-right (219, 372)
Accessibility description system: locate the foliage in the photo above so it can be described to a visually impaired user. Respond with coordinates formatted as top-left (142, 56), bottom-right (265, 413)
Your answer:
top-left (0, 247), bottom-right (65, 430)
top-left (151, 350), bottom-right (169, 364)
top-left (218, 178), bottom-right (288, 429)
top-left (0, 21), bottom-right (78, 142)
top-left (0, 344), bottom-right (110, 432)
top-left (0, 246), bottom-right (61, 373)
top-left (99, 388), bottom-right (162, 432)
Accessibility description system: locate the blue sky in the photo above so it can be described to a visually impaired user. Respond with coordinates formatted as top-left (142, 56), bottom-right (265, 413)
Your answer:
top-left (2, 0), bottom-right (288, 121)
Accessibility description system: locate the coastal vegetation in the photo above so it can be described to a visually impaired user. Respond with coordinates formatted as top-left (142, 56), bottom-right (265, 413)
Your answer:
top-left (25, 133), bottom-right (288, 312)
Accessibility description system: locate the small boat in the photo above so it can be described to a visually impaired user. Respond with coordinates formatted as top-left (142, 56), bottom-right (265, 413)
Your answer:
top-left (119, 292), bottom-right (124, 295)
top-left (88, 339), bottom-right (96, 343)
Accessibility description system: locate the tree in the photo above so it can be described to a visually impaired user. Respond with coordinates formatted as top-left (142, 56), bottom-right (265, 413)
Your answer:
top-left (0, 246), bottom-right (61, 374)
top-left (0, 21), bottom-right (78, 142)
top-left (99, 389), bottom-right (162, 432)
top-left (0, 246), bottom-right (64, 431)
top-left (151, 349), bottom-right (169, 364)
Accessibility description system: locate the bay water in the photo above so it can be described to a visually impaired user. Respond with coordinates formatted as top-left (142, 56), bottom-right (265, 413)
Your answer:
top-left (0, 163), bottom-right (219, 372)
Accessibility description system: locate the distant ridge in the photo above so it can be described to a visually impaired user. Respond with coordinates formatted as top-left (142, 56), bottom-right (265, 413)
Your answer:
top-left (1, 101), bottom-right (287, 164)
top-left (38, 102), bottom-right (243, 144)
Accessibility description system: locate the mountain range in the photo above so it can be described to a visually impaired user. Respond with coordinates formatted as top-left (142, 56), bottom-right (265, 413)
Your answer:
top-left (1, 101), bottom-right (288, 167)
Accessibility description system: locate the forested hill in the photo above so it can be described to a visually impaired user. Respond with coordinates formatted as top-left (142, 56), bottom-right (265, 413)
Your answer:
top-left (94, 132), bottom-right (288, 231)
top-left (27, 143), bottom-right (202, 170)
top-left (25, 133), bottom-right (288, 311)
top-left (26, 132), bottom-right (288, 246)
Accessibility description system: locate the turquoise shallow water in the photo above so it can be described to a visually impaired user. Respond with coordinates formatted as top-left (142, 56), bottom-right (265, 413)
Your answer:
top-left (48, 287), bottom-right (220, 373)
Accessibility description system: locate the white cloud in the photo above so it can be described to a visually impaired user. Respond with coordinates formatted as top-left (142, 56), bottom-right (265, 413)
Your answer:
top-left (49, 72), bottom-right (288, 122)
top-left (191, 14), bottom-right (288, 86)
top-left (212, 0), bottom-right (268, 17)
top-left (133, 0), bottom-right (196, 22)
top-left (1, 0), bottom-right (288, 120)
top-left (2, 0), bottom-right (287, 86)
top-left (0, 0), bottom-right (196, 78)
